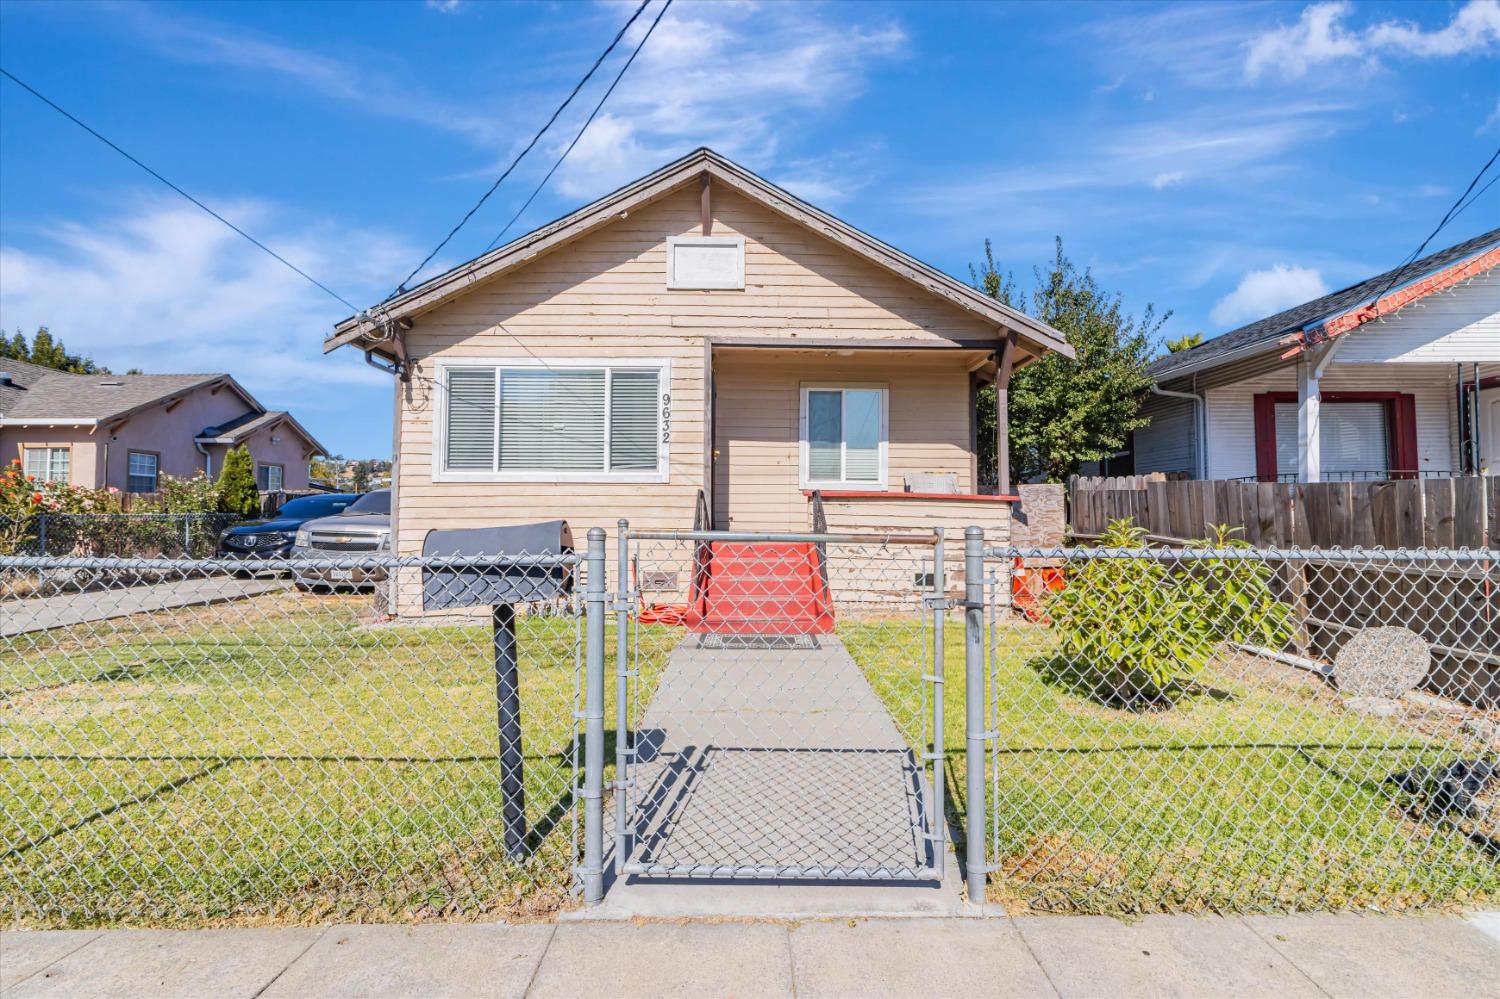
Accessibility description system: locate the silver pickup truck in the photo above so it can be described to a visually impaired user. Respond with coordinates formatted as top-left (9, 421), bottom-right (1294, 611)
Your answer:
top-left (290, 489), bottom-right (391, 591)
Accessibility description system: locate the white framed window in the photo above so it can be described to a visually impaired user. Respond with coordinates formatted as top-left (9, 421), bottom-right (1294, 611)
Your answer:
top-left (22, 446), bottom-right (70, 483)
top-left (126, 451), bottom-right (159, 493)
top-left (435, 358), bottom-right (671, 483)
top-left (666, 235), bottom-right (745, 290)
top-left (256, 463), bottom-right (284, 491)
top-left (799, 384), bottom-right (888, 489)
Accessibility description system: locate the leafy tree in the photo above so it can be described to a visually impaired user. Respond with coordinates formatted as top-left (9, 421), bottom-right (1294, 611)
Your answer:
top-left (971, 238), bottom-right (1166, 484)
top-left (352, 459), bottom-right (375, 492)
top-left (217, 445), bottom-right (260, 516)
top-left (1164, 332), bottom-right (1204, 353)
top-left (1, 326), bottom-right (110, 374)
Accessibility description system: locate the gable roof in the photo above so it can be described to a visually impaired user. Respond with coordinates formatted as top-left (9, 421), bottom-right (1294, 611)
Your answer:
top-left (1148, 226), bottom-right (1500, 381)
top-left (197, 409), bottom-right (328, 456)
top-left (0, 360), bottom-right (239, 425)
top-left (327, 148), bottom-right (1073, 360)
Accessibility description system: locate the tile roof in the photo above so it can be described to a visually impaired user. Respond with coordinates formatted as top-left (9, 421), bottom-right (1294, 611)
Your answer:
top-left (0, 361), bottom-right (224, 422)
top-left (1148, 226), bottom-right (1500, 380)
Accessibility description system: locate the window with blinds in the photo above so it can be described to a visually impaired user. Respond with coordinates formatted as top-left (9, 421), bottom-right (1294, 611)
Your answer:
top-left (127, 451), bottom-right (158, 493)
top-left (802, 386), bottom-right (886, 488)
top-left (441, 363), bottom-right (665, 478)
top-left (1274, 401), bottom-right (1389, 478)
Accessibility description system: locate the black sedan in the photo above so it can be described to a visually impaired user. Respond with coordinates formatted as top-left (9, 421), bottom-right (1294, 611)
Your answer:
top-left (218, 493), bottom-right (360, 560)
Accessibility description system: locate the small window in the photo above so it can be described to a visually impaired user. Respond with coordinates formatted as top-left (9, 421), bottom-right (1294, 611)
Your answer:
top-left (256, 463), bottom-right (284, 491)
top-left (800, 386), bottom-right (887, 489)
top-left (127, 451), bottom-right (159, 493)
top-left (667, 236), bottom-right (745, 290)
top-left (22, 447), bottom-right (70, 483)
top-left (440, 361), bottom-right (668, 480)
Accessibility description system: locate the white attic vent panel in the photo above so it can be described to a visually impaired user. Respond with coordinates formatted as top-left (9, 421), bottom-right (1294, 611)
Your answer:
top-left (667, 235), bottom-right (744, 290)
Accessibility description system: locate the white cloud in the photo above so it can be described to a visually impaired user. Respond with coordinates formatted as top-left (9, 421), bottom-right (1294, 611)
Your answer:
top-left (1209, 265), bottom-right (1329, 326)
top-left (546, 1), bottom-right (907, 199)
top-left (1245, 0), bottom-right (1500, 81)
top-left (0, 198), bottom-right (414, 402)
top-left (1151, 171), bottom-right (1187, 190)
top-left (425, 0), bottom-right (464, 11)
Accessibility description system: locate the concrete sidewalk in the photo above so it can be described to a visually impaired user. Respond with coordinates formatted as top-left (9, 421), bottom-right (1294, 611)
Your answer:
top-left (3, 912), bottom-right (1497, 999)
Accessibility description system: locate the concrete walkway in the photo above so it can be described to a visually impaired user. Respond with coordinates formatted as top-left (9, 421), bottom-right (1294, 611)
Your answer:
top-left (2, 577), bottom-right (286, 637)
top-left (3, 913), bottom-right (1496, 998)
top-left (599, 633), bottom-right (962, 917)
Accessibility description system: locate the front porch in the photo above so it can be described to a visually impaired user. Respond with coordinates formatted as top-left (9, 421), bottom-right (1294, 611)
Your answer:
top-left (707, 343), bottom-right (1022, 542)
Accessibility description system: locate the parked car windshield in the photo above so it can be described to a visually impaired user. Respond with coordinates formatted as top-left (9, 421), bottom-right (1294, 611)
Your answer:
top-left (339, 490), bottom-right (390, 516)
top-left (275, 495), bottom-right (355, 519)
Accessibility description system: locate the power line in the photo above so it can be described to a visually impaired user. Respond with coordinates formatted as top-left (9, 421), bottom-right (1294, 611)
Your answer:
top-left (1371, 143), bottom-right (1500, 315)
top-left (483, 0), bottom-right (674, 254)
top-left (387, 0), bottom-right (651, 300)
top-left (1447, 170), bottom-right (1498, 225)
top-left (0, 66), bottom-right (362, 315)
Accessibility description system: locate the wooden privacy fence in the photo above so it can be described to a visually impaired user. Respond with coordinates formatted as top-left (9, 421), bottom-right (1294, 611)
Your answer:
top-left (1069, 474), bottom-right (1498, 549)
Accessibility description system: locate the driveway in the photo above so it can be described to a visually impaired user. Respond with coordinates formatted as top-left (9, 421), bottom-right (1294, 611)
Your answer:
top-left (1, 576), bottom-right (289, 638)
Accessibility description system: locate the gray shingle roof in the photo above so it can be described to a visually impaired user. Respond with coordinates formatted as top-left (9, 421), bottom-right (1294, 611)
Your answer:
top-left (1148, 226), bottom-right (1500, 380)
top-left (0, 361), bottom-right (224, 422)
top-left (199, 410), bottom-right (286, 440)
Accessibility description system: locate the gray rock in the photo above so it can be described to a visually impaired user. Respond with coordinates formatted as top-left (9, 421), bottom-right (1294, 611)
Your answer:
top-left (1460, 717), bottom-right (1499, 748)
top-left (1345, 696), bottom-right (1404, 718)
top-left (1334, 627), bottom-right (1430, 698)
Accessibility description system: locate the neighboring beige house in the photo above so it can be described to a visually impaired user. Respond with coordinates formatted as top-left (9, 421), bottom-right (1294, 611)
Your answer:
top-left (325, 149), bottom-right (1072, 558)
top-left (0, 358), bottom-right (328, 493)
top-left (1135, 228), bottom-right (1499, 483)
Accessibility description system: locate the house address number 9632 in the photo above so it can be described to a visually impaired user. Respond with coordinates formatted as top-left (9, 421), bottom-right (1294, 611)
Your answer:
top-left (661, 391), bottom-right (671, 444)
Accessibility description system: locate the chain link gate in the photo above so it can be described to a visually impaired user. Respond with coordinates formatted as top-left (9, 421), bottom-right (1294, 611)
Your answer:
top-left (603, 524), bottom-right (951, 884)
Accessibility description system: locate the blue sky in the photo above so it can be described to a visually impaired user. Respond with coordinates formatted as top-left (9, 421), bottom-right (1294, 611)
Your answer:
top-left (1, 0), bottom-right (1496, 458)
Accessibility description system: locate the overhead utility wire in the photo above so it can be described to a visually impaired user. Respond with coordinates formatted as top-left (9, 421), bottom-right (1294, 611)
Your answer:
top-left (483, 0), bottom-right (674, 254)
top-left (1370, 143), bottom-right (1500, 315)
top-left (0, 67), bottom-right (363, 315)
top-left (386, 0), bottom-right (651, 300)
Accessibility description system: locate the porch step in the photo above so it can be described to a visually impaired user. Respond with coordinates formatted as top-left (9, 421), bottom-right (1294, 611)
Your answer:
top-left (687, 541), bottom-right (835, 636)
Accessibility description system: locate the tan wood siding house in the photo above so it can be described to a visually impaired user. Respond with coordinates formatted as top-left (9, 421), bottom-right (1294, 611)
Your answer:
top-left (327, 149), bottom-right (1070, 562)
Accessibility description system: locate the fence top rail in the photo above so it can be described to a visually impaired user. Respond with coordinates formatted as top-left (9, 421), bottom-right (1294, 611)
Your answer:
top-left (39, 512), bottom-right (239, 520)
top-left (0, 552), bottom-right (582, 572)
top-left (987, 545), bottom-right (1498, 562)
top-left (626, 528), bottom-right (941, 547)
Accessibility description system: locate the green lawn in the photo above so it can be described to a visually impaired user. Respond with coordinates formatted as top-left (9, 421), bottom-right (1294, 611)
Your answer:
top-left (844, 617), bottom-right (1499, 915)
top-left (1, 592), bottom-right (673, 927)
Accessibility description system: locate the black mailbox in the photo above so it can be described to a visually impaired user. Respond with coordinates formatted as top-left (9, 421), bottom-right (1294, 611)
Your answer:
top-left (421, 520), bottom-right (573, 610)
top-left (418, 520), bottom-right (573, 860)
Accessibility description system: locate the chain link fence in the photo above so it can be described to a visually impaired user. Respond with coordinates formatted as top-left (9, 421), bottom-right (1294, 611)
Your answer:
top-left (27, 513), bottom-right (245, 559)
top-left (2, 548), bottom-right (595, 926)
top-left (3, 529), bottom-right (1496, 927)
top-left (972, 540), bottom-right (1499, 914)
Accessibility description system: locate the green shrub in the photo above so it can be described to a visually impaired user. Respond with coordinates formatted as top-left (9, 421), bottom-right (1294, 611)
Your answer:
top-left (1047, 519), bottom-right (1294, 709)
top-left (217, 446), bottom-right (259, 517)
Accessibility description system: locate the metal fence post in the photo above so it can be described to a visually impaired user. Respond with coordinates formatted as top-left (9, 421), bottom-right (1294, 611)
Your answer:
top-left (964, 526), bottom-right (987, 903)
top-left (615, 519), bottom-right (631, 874)
top-left (181, 515), bottom-right (191, 556)
top-left (929, 528), bottom-right (946, 877)
top-left (582, 528), bottom-right (607, 905)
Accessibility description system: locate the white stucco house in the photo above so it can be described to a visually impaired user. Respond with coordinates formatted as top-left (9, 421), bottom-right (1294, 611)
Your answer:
top-left (1133, 227), bottom-right (1499, 483)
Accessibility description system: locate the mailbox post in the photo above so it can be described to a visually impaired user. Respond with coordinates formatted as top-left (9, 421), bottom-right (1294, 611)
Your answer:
top-left (422, 521), bottom-right (574, 861)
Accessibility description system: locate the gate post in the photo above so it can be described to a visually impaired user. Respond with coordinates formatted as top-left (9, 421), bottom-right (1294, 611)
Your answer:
top-left (930, 528), bottom-right (945, 878)
top-left (583, 528), bottom-right (607, 905)
top-left (964, 526), bottom-right (987, 903)
top-left (615, 519), bottom-right (631, 874)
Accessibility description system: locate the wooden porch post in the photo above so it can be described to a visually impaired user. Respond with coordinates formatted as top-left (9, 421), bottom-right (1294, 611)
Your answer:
top-left (995, 331), bottom-right (1018, 496)
top-left (1297, 353), bottom-right (1321, 483)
